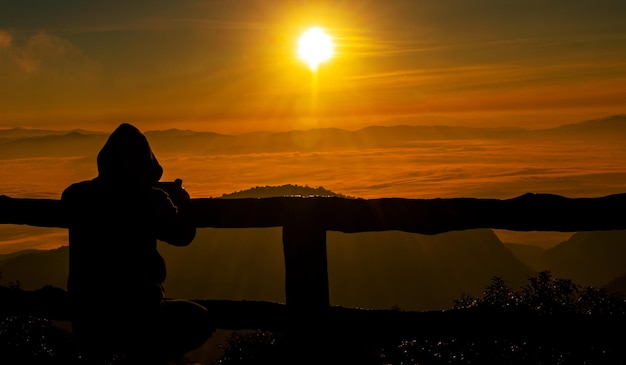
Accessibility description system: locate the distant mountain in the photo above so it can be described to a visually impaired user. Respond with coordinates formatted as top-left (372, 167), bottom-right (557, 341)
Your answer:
top-left (539, 230), bottom-right (626, 287)
top-left (133, 115), bottom-right (626, 154)
top-left (0, 246), bottom-right (68, 289)
top-left (0, 131), bottom-right (106, 159)
top-left (1, 114), bottom-right (624, 159)
top-left (503, 243), bottom-right (546, 271)
top-left (326, 229), bottom-right (534, 311)
top-left (0, 127), bottom-right (98, 139)
top-left (160, 227), bottom-right (534, 311)
top-left (503, 229), bottom-right (626, 289)
top-left (543, 114), bottom-right (626, 138)
top-left (0, 249), bottom-right (41, 262)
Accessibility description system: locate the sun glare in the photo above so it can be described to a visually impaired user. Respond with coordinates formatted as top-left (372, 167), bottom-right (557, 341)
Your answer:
top-left (297, 27), bottom-right (335, 71)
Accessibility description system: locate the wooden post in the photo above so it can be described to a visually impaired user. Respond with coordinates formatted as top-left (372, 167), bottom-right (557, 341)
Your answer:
top-left (282, 221), bottom-right (330, 309)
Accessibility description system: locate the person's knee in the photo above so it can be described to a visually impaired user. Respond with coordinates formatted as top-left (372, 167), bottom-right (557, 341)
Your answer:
top-left (162, 299), bottom-right (216, 348)
top-left (190, 302), bottom-right (216, 344)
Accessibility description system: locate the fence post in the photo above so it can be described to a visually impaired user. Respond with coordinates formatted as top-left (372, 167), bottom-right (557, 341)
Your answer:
top-left (282, 221), bottom-right (330, 309)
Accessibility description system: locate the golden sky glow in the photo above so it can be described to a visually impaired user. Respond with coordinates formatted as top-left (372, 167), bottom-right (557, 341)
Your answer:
top-left (1, 2), bottom-right (626, 251)
top-left (0, 1), bottom-right (625, 133)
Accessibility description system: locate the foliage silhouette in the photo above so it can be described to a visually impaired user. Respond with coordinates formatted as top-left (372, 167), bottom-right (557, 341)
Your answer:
top-left (208, 271), bottom-right (626, 364)
top-left (454, 270), bottom-right (626, 316)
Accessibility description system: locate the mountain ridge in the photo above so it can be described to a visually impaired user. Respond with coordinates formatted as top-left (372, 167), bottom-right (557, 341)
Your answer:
top-left (2, 113), bottom-right (624, 142)
top-left (1, 114), bottom-right (625, 160)
top-left (2, 113), bottom-right (624, 138)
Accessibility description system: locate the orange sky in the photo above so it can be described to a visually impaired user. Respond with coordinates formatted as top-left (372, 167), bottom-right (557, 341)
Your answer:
top-left (2, 1), bottom-right (626, 253)
top-left (1, 1), bottom-right (626, 133)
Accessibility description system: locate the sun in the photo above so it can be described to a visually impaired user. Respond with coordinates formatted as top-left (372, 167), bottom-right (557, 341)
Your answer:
top-left (297, 27), bottom-right (335, 71)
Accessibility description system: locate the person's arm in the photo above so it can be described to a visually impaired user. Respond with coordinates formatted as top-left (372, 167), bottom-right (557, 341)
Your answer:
top-left (151, 186), bottom-right (196, 246)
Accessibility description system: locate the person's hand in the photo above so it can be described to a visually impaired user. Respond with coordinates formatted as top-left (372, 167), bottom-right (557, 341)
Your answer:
top-left (157, 178), bottom-right (191, 209)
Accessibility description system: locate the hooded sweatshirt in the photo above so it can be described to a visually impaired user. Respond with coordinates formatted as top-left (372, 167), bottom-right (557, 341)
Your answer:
top-left (61, 123), bottom-right (196, 313)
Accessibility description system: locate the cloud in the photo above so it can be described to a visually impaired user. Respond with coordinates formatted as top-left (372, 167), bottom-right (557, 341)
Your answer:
top-left (0, 29), bottom-right (11, 48)
top-left (0, 28), bottom-right (97, 79)
top-left (18, 32), bottom-right (96, 76)
top-left (0, 29), bottom-right (100, 110)
top-left (150, 135), bottom-right (626, 201)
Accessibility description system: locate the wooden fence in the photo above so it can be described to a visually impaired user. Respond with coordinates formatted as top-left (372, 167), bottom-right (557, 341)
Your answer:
top-left (1, 192), bottom-right (626, 340)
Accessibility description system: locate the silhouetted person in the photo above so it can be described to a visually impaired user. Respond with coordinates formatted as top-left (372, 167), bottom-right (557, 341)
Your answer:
top-left (61, 123), bottom-right (214, 364)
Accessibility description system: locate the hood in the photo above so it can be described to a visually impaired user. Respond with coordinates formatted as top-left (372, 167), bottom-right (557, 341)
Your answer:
top-left (96, 123), bottom-right (163, 186)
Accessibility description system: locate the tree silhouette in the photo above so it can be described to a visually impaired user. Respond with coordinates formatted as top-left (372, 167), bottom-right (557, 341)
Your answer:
top-left (453, 270), bottom-right (626, 317)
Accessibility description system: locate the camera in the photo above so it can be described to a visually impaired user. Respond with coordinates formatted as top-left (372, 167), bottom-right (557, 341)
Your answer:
top-left (155, 178), bottom-right (184, 195)
top-left (155, 178), bottom-right (190, 207)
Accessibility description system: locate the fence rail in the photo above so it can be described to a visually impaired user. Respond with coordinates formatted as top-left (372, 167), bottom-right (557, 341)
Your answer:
top-left (2, 192), bottom-right (626, 310)
top-left (3, 192), bottom-right (626, 232)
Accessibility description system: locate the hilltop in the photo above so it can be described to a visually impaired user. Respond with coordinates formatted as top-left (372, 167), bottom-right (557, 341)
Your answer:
top-left (220, 184), bottom-right (353, 198)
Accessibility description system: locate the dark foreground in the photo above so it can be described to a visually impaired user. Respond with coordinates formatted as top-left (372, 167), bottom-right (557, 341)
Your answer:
top-left (2, 280), bottom-right (626, 364)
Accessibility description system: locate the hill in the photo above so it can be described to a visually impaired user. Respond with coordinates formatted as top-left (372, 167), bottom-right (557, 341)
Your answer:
top-left (503, 230), bottom-right (626, 290)
top-left (0, 246), bottom-right (68, 289)
top-left (220, 184), bottom-right (352, 198)
top-left (159, 225), bottom-right (534, 311)
top-left (539, 230), bottom-right (626, 287)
